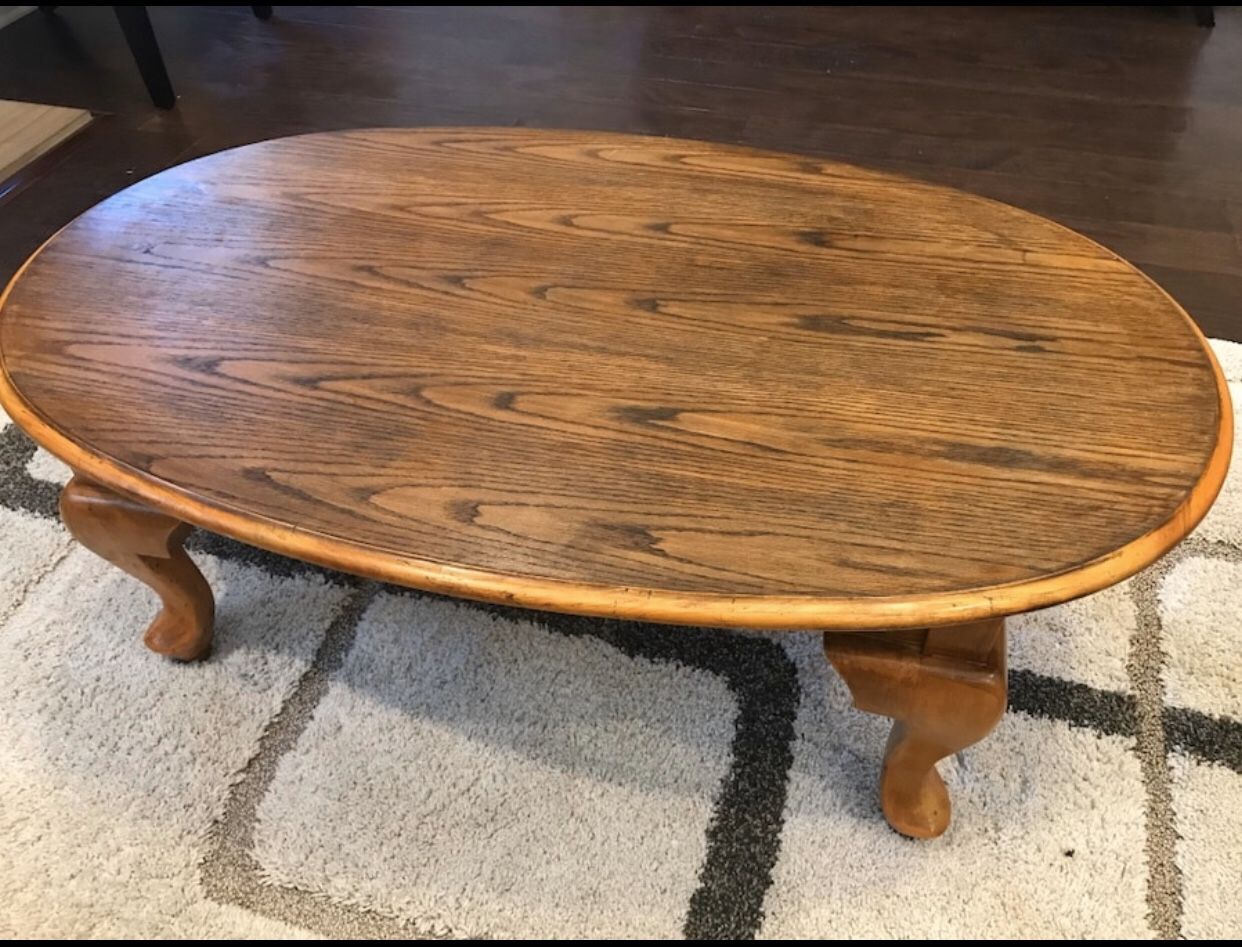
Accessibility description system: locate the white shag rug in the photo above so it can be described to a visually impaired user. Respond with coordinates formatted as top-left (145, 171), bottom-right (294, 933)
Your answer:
top-left (0, 341), bottom-right (1238, 940)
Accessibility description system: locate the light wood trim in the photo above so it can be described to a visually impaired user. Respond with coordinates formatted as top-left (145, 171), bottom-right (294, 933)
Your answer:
top-left (0, 99), bottom-right (91, 184)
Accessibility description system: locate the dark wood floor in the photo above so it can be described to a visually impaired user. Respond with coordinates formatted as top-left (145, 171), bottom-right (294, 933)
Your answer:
top-left (2, 5), bottom-right (1240, 341)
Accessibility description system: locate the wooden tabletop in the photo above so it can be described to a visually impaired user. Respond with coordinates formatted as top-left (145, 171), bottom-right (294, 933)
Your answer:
top-left (0, 128), bottom-right (1231, 629)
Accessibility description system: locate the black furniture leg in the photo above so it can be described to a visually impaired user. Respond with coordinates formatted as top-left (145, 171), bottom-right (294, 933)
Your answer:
top-left (1193, 6), bottom-right (1215, 27)
top-left (252, 5), bottom-right (273, 20)
top-left (114, 6), bottom-right (175, 109)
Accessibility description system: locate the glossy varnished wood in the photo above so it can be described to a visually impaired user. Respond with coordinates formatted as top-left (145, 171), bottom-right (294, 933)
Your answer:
top-left (0, 128), bottom-right (1232, 629)
top-left (824, 619), bottom-right (1006, 838)
top-left (59, 474), bottom-right (214, 660)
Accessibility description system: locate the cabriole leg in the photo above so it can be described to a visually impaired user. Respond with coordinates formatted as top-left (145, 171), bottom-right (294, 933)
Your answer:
top-left (60, 474), bottom-right (214, 660)
top-left (824, 618), bottom-right (1006, 838)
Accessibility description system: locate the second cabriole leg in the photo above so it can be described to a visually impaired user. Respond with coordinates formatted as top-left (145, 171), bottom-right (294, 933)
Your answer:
top-left (59, 474), bottom-right (214, 660)
top-left (824, 617), bottom-right (1006, 839)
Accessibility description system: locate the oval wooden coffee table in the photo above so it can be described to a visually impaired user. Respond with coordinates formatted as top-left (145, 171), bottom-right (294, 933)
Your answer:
top-left (0, 129), bottom-right (1231, 839)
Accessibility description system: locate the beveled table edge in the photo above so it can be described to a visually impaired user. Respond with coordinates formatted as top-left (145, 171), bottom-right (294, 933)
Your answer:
top-left (0, 130), bottom-right (1232, 632)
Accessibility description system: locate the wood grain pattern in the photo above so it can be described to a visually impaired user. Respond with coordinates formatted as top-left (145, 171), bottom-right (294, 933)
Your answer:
top-left (59, 474), bottom-right (214, 660)
top-left (0, 128), bottom-right (1232, 629)
top-left (824, 619), bottom-right (1006, 838)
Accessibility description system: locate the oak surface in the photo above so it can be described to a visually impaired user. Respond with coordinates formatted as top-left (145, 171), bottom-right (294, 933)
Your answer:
top-left (0, 128), bottom-right (1231, 629)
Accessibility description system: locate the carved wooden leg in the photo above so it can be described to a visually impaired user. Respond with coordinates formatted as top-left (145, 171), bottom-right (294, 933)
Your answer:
top-left (823, 617), bottom-right (1006, 839)
top-left (59, 474), bottom-right (214, 660)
